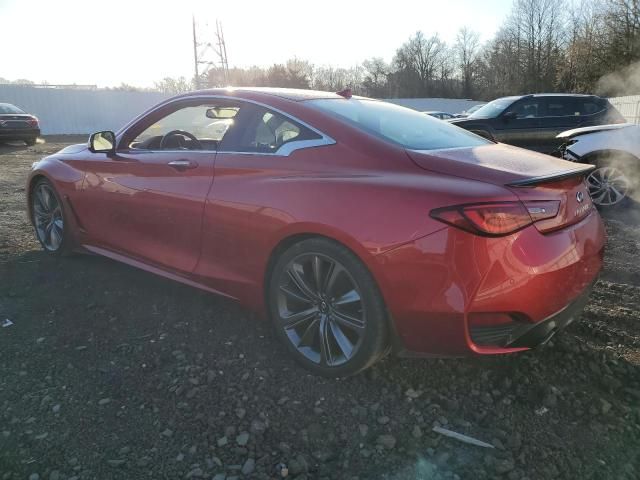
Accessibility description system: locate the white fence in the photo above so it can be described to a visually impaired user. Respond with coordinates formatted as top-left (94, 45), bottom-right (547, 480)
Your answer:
top-left (608, 95), bottom-right (640, 124)
top-left (0, 85), bottom-right (170, 135)
top-left (2, 84), bottom-right (638, 135)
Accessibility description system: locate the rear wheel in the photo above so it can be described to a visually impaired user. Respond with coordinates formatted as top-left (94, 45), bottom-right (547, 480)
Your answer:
top-left (31, 179), bottom-right (73, 255)
top-left (25, 137), bottom-right (37, 146)
top-left (268, 238), bottom-right (388, 377)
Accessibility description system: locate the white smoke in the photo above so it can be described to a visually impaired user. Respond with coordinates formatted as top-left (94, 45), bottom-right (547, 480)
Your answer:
top-left (596, 61), bottom-right (640, 97)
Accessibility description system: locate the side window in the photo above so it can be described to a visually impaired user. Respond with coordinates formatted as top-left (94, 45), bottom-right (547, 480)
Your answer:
top-left (543, 97), bottom-right (576, 117)
top-left (129, 103), bottom-right (239, 151)
top-left (574, 99), bottom-right (604, 116)
top-left (222, 106), bottom-right (321, 154)
top-left (507, 98), bottom-right (543, 119)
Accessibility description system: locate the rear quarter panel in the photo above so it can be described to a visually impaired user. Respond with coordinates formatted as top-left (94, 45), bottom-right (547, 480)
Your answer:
top-left (194, 143), bottom-right (519, 314)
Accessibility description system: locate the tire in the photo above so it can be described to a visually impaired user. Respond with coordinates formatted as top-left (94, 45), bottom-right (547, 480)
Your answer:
top-left (31, 178), bottom-right (74, 255)
top-left (25, 137), bottom-right (37, 146)
top-left (268, 238), bottom-right (388, 377)
top-left (584, 154), bottom-right (634, 209)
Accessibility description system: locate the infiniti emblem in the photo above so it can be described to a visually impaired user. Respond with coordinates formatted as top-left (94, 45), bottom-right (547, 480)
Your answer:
top-left (576, 191), bottom-right (584, 203)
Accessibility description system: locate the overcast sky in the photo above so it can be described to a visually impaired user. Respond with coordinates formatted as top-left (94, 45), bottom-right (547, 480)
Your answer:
top-left (0, 0), bottom-right (513, 87)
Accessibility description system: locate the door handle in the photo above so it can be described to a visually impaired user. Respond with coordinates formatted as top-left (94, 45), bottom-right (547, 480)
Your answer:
top-left (168, 159), bottom-right (198, 170)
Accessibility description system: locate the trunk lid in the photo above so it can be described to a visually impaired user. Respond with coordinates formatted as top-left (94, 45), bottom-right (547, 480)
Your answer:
top-left (408, 143), bottom-right (596, 233)
top-left (406, 143), bottom-right (593, 186)
top-left (0, 113), bottom-right (35, 129)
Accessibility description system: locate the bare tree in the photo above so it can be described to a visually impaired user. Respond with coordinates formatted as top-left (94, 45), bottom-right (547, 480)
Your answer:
top-left (455, 27), bottom-right (481, 98)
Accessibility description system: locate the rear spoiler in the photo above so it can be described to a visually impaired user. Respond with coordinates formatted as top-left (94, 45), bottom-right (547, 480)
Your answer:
top-left (507, 164), bottom-right (595, 187)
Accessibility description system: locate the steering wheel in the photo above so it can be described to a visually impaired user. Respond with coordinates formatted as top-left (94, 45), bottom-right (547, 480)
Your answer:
top-left (159, 130), bottom-right (203, 150)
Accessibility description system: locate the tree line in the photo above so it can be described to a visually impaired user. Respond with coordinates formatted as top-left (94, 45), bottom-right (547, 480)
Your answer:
top-left (5, 0), bottom-right (636, 100)
top-left (165, 0), bottom-right (637, 100)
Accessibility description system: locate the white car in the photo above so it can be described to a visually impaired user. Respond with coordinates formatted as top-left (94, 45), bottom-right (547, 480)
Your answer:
top-left (558, 124), bottom-right (639, 208)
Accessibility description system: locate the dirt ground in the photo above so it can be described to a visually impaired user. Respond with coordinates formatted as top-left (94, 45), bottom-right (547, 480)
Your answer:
top-left (1, 138), bottom-right (639, 480)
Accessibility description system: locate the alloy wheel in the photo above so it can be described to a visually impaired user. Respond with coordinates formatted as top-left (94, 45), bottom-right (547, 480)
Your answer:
top-left (586, 167), bottom-right (630, 206)
top-left (276, 253), bottom-right (366, 367)
top-left (32, 183), bottom-right (64, 251)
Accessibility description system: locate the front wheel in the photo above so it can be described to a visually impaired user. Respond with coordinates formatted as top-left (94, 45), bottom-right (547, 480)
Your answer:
top-left (268, 238), bottom-right (388, 377)
top-left (586, 165), bottom-right (632, 209)
top-left (31, 179), bottom-right (73, 255)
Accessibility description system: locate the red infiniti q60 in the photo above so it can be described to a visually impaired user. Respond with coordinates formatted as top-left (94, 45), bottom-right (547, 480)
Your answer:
top-left (28, 88), bottom-right (605, 376)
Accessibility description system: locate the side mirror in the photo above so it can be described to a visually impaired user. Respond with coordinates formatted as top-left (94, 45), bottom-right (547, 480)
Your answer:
top-left (88, 131), bottom-right (116, 153)
top-left (502, 111), bottom-right (517, 122)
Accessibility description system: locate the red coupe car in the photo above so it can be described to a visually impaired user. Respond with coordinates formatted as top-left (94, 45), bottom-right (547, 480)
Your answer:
top-left (28, 88), bottom-right (605, 376)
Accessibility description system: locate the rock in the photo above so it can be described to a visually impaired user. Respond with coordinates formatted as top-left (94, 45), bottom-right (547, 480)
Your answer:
top-left (600, 398), bottom-right (612, 415)
top-left (543, 394), bottom-right (557, 408)
top-left (235, 408), bottom-right (246, 419)
top-left (412, 426), bottom-right (422, 438)
top-left (377, 416), bottom-right (390, 425)
top-left (405, 388), bottom-right (421, 399)
top-left (250, 419), bottom-right (266, 434)
top-left (29, 474), bottom-right (40, 480)
top-left (217, 436), bottom-right (228, 447)
top-left (358, 424), bottom-right (369, 437)
top-left (495, 459), bottom-right (515, 474)
top-left (186, 467), bottom-right (203, 478)
top-left (312, 449), bottom-right (335, 462)
top-left (162, 428), bottom-right (174, 437)
top-left (52, 404), bottom-right (61, 413)
top-left (435, 451), bottom-right (450, 465)
top-left (241, 458), bottom-right (255, 475)
top-left (492, 438), bottom-right (505, 450)
top-left (98, 398), bottom-right (111, 406)
top-left (49, 471), bottom-right (61, 480)
top-left (107, 459), bottom-right (125, 467)
top-left (275, 463), bottom-right (289, 478)
top-left (236, 432), bottom-right (250, 446)
top-left (212, 474), bottom-right (226, 480)
top-left (291, 455), bottom-right (308, 475)
top-left (376, 434), bottom-right (397, 450)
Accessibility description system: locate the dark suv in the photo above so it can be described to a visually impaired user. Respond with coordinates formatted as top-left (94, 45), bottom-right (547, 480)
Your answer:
top-left (449, 94), bottom-right (625, 155)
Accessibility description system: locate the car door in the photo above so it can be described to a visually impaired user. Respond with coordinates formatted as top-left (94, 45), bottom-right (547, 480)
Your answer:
top-left (193, 102), bottom-right (328, 297)
top-left (74, 99), bottom-right (237, 273)
top-left (493, 97), bottom-right (543, 150)
top-left (536, 96), bottom-right (582, 154)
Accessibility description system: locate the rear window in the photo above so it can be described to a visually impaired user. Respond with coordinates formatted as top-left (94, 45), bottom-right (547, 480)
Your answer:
top-left (0, 103), bottom-right (25, 114)
top-left (308, 99), bottom-right (489, 150)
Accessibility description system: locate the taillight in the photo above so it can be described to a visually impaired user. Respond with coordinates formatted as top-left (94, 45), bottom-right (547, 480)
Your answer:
top-left (27, 116), bottom-right (39, 127)
top-left (430, 200), bottom-right (559, 237)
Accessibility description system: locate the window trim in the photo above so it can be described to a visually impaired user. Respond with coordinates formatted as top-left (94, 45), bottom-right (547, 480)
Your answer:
top-left (116, 95), bottom-right (335, 157)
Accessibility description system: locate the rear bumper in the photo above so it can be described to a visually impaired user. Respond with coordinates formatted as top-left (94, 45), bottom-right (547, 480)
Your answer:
top-left (469, 278), bottom-right (595, 349)
top-left (374, 210), bottom-right (605, 357)
top-left (0, 128), bottom-right (40, 139)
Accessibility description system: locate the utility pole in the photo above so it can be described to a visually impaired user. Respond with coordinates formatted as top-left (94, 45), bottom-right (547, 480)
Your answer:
top-left (192, 15), bottom-right (230, 88)
top-left (215, 19), bottom-right (230, 84)
top-left (192, 15), bottom-right (199, 89)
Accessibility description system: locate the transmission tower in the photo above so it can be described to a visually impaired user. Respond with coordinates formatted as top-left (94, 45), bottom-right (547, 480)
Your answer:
top-left (192, 15), bottom-right (230, 89)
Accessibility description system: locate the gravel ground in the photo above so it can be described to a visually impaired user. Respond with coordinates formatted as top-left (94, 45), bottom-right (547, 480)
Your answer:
top-left (1, 138), bottom-right (639, 480)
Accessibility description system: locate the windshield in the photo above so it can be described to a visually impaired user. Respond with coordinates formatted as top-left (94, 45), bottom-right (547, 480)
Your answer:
top-left (308, 99), bottom-right (489, 150)
top-left (468, 97), bottom-right (519, 119)
top-left (0, 103), bottom-right (25, 114)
